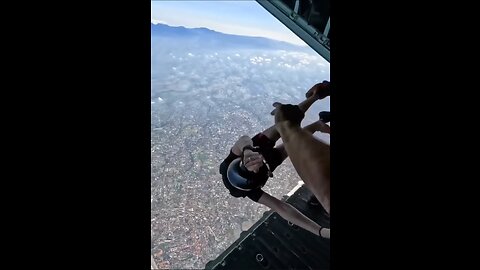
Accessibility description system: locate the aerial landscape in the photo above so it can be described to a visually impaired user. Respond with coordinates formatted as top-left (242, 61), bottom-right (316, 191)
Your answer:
top-left (151, 22), bottom-right (330, 269)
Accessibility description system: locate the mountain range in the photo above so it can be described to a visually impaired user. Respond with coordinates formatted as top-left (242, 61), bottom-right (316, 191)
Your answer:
top-left (151, 23), bottom-right (307, 51)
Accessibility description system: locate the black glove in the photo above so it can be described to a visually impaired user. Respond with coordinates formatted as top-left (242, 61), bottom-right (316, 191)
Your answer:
top-left (274, 104), bottom-right (305, 126)
top-left (319, 111), bottom-right (331, 123)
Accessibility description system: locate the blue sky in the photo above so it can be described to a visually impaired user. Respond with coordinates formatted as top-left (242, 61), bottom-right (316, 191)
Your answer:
top-left (151, 0), bottom-right (306, 45)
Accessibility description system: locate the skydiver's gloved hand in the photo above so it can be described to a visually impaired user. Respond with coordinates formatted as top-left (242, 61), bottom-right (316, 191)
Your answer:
top-left (272, 102), bottom-right (305, 126)
top-left (317, 111), bottom-right (331, 134)
top-left (306, 81), bottom-right (330, 100)
top-left (319, 111), bottom-right (331, 123)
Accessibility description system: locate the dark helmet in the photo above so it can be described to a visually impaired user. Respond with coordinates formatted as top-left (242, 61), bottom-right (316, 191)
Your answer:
top-left (226, 158), bottom-right (269, 191)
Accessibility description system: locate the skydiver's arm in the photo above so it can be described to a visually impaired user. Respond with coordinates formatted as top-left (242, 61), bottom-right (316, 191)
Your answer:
top-left (276, 121), bottom-right (330, 214)
top-left (317, 121), bottom-right (331, 134)
top-left (266, 81), bottom-right (330, 142)
top-left (274, 120), bottom-right (326, 161)
top-left (257, 192), bottom-right (329, 239)
top-left (273, 104), bottom-right (330, 214)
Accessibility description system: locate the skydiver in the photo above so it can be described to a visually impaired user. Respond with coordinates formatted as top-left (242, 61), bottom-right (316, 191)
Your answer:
top-left (271, 82), bottom-right (331, 216)
top-left (219, 81), bottom-right (331, 239)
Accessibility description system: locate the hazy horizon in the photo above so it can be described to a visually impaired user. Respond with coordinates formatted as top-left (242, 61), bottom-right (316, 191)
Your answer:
top-left (151, 1), bottom-right (307, 46)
